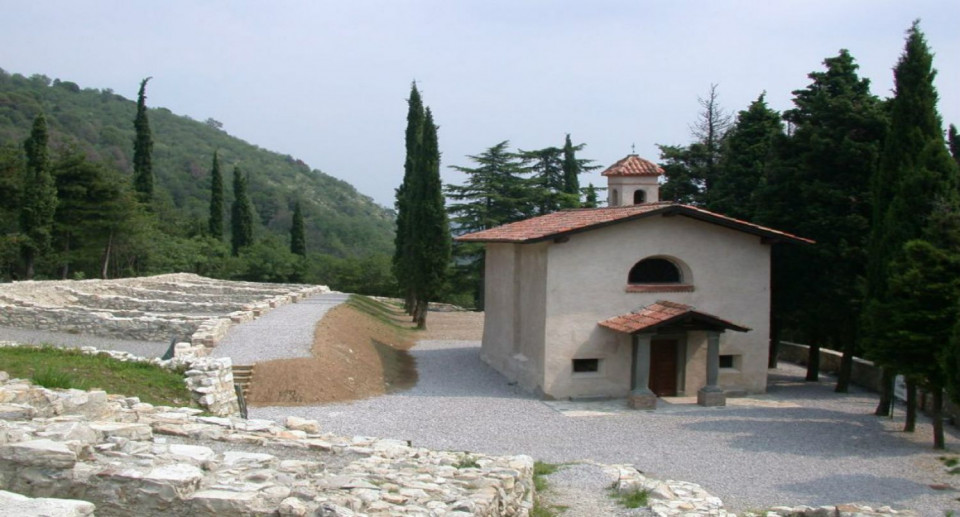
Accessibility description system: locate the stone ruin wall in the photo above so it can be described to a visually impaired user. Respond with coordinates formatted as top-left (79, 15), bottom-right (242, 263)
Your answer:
top-left (0, 373), bottom-right (535, 516)
top-left (0, 273), bottom-right (329, 347)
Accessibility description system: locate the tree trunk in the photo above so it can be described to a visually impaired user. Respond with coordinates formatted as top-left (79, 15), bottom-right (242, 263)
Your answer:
top-left (100, 230), bottom-right (113, 280)
top-left (415, 299), bottom-right (428, 330)
top-left (835, 340), bottom-right (855, 393)
top-left (933, 388), bottom-right (945, 449)
top-left (805, 343), bottom-right (820, 381)
top-left (23, 247), bottom-right (35, 280)
top-left (768, 318), bottom-right (780, 369)
top-left (904, 378), bottom-right (916, 432)
top-left (60, 235), bottom-right (71, 280)
top-left (875, 368), bottom-right (894, 416)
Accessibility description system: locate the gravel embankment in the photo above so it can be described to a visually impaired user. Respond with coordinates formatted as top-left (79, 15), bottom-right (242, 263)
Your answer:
top-left (252, 339), bottom-right (960, 515)
top-left (210, 292), bottom-right (348, 364)
top-left (0, 326), bottom-right (169, 358)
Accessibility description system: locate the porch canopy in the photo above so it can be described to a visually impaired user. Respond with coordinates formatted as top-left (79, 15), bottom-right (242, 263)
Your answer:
top-left (598, 300), bottom-right (749, 409)
top-left (598, 300), bottom-right (750, 334)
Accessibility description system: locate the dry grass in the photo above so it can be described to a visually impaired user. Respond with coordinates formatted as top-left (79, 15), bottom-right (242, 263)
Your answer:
top-left (247, 297), bottom-right (483, 406)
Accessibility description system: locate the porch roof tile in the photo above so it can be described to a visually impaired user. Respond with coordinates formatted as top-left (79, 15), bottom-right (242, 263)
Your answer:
top-left (598, 300), bottom-right (751, 334)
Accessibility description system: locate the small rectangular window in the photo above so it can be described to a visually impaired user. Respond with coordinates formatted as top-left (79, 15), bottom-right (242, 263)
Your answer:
top-left (719, 355), bottom-right (736, 369)
top-left (572, 358), bottom-right (600, 373)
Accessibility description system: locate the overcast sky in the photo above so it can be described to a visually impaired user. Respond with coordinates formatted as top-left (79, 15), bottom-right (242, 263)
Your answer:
top-left (2, 1), bottom-right (958, 207)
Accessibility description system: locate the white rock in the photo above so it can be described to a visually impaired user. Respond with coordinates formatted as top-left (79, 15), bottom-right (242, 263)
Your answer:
top-left (0, 438), bottom-right (77, 468)
top-left (0, 489), bottom-right (96, 516)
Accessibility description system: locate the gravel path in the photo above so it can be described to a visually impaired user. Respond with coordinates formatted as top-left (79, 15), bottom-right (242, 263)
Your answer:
top-left (210, 292), bottom-right (348, 364)
top-left (252, 339), bottom-right (960, 515)
top-left (0, 326), bottom-right (169, 358)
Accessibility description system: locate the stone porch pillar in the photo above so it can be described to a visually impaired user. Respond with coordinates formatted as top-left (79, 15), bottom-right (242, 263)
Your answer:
top-left (628, 333), bottom-right (657, 410)
top-left (697, 330), bottom-right (726, 407)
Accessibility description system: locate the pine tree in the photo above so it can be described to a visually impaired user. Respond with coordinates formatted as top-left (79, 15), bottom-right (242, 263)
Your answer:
top-left (230, 165), bottom-right (254, 256)
top-left (659, 84), bottom-right (732, 204)
top-left (520, 146), bottom-right (564, 215)
top-left (408, 107), bottom-right (450, 328)
top-left (707, 93), bottom-right (783, 220)
top-left (862, 21), bottom-right (960, 420)
top-left (446, 141), bottom-right (530, 308)
top-left (394, 83), bottom-right (425, 314)
top-left (208, 151), bottom-right (224, 240)
top-left (19, 113), bottom-right (57, 279)
top-left (132, 77), bottom-right (154, 205)
top-left (290, 200), bottom-right (306, 256)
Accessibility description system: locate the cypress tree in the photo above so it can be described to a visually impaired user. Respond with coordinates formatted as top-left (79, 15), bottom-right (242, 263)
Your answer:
top-left (561, 134), bottom-right (580, 208)
top-left (707, 93), bottom-right (783, 220)
top-left (583, 183), bottom-right (599, 208)
top-left (208, 151), bottom-right (224, 240)
top-left (394, 83), bottom-right (425, 314)
top-left (409, 108), bottom-right (450, 329)
top-left (776, 49), bottom-right (887, 387)
top-left (290, 200), bottom-right (306, 256)
top-left (19, 113), bottom-right (57, 279)
top-left (862, 21), bottom-right (960, 419)
top-left (230, 165), bottom-right (254, 256)
top-left (132, 77), bottom-right (154, 205)
top-left (949, 124), bottom-right (960, 167)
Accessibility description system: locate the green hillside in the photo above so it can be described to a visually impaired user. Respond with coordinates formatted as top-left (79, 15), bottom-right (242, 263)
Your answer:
top-left (0, 69), bottom-right (394, 258)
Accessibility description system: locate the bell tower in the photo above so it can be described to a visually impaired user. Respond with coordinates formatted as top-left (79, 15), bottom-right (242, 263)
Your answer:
top-left (601, 154), bottom-right (664, 206)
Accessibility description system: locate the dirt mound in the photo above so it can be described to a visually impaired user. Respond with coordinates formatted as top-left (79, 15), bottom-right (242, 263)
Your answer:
top-left (248, 305), bottom-right (483, 406)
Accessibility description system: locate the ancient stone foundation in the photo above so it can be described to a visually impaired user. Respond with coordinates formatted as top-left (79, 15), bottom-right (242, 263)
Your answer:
top-left (0, 273), bottom-right (329, 347)
top-left (0, 372), bottom-right (534, 516)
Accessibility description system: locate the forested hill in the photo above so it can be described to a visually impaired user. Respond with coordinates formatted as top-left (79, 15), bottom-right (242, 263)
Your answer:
top-left (0, 69), bottom-right (394, 258)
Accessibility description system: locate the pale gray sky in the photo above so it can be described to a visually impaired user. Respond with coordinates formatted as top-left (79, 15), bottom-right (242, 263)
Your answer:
top-left (2, 1), bottom-right (958, 207)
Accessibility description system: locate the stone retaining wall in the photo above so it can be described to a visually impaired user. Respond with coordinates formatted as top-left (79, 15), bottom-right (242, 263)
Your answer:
top-left (0, 374), bottom-right (534, 516)
top-left (777, 342), bottom-right (882, 391)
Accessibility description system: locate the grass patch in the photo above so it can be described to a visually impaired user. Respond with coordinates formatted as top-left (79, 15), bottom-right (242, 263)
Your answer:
top-left (346, 294), bottom-right (415, 332)
top-left (940, 456), bottom-right (960, 474)
top-left (0, 345), bottom-right (194, 407)
top-left (610, 487), bottom-right (649, 509)
top-left (455, 454), bottom-right (480, 469)
top-left (531, 461), bottom-right (565, 517)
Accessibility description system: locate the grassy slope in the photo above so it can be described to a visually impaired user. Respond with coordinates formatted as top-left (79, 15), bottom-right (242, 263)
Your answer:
top-left (0, 70), bottom-right (394, 258)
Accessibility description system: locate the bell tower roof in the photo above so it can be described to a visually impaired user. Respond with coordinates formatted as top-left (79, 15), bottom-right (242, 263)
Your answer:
top-left (601, 154), bottom-right (664, 177)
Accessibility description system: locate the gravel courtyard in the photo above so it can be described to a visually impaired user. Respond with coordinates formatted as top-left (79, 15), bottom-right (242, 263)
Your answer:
top-left (252, 338), bottom-right (960, 515)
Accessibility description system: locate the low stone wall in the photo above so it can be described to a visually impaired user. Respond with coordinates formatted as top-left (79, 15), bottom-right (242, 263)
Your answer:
top-left (777, 342), bottom-right (882, 391)
top-left (0, 374), bottom-right (534, 516)
top-left (0, 274), bottom-right (330, 350)
top-left (0, 342), bottom-right (239, 417)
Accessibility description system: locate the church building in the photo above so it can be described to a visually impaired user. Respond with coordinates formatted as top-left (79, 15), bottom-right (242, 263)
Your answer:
top-left (456, 154), bottom-right (811, 409)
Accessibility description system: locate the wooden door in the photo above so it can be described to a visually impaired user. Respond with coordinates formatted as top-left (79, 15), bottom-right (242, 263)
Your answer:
top-left (649, 339), bottom-right (679, 396)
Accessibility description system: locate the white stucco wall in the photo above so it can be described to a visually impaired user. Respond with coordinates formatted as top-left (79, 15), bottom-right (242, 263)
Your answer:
top-left (480, 242), bottom-right (547, 394)
top-left (540, 215), bottom-right (772, 399)
top-left (607, 176), bottom-right (660, 205)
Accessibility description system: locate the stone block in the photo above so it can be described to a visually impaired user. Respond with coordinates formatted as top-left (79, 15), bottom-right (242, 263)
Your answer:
top-left (0, 403), bottom-right (35, 420)
top-left (697, 388), bottom-right (726, 407)
top-left (284, 416), bottom-right (320, 434)
top-left (189, 489), bottom-right (260, 515)
top-left (627, 392), bottom-right (657, 410)
top-left (0, 438), bottom-right (78, 468)
top-left (89, 422), bottom-right (152, 441)
top-left (0, 489), bottom-right (96, 516)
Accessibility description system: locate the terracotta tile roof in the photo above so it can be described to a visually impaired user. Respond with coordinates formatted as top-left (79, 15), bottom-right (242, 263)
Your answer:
top-left (601, 154), bottom-right (664, 177)
top-left (598, 300), bottom-right (751, 334)
top-left (455, 202), bottom-right (814, 245)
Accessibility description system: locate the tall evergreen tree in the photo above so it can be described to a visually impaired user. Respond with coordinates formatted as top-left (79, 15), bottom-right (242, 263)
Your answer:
top-left (446, 141), bottom-right (531, 308)
top-left (19, 113), bottom-right (57, 279)
top-left (290, 200), bottom-right (306, 256)
top-left (520, 146), bottom-right (565, 214)
top-left (949, 124), bottom-right (960, 167)
top-left (132, 77), bottom-right (154, 205)
top-left (862, 21), bottom-right (960, 419)
top-left (208, 151), bottom-right (224, 240)
top-left (230, 165), bottom-right (254, 256)
top-left (394, 83), bottom-right (425, 314)
top-left (774, 50), bottom-right (887, 386)
top-left (562, 134), bottom-right (580, 208)
top-left (583, 183), bottom-right (600, 208)
top-left (707, 93), bottom-right (783, 220)
top-left (408, 108), bottom-right (450, 328)
top-left (659, 84), bottom-right (732, 204)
